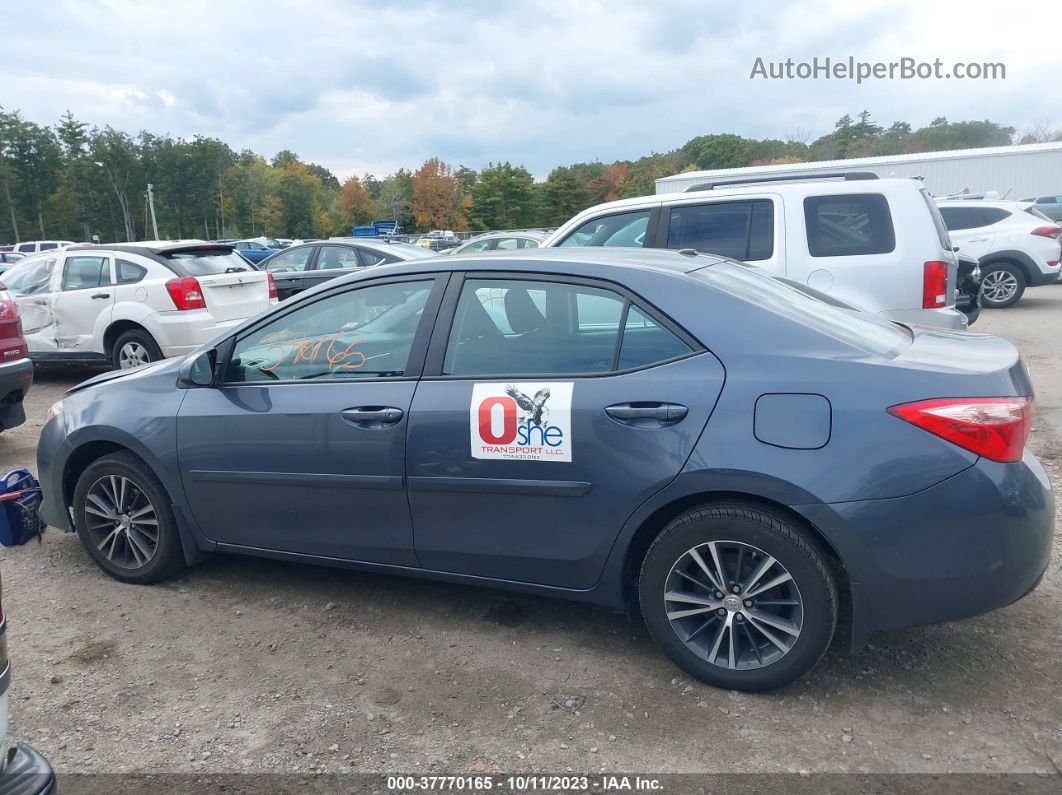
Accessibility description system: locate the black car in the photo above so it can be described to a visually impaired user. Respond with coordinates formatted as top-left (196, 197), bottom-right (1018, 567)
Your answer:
top-left (259, 240), bottom-right (438, 300)
top-left (956, 252), bottom-right (983, 326)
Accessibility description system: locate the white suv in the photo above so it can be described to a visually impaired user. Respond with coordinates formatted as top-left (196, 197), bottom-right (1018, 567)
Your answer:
top-left (1, 242), bottom-right (277, 369)
top-left (936, 200), bottom-right (1061, 308)
top-left (543, 174), bottom-right (965, 329)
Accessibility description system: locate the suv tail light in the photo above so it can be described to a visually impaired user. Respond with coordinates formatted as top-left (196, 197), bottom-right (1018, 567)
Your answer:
top-left (888, 397), bottom-right (1033, 463)
top-left (266, 272), bottom-right (278, 300)
top-left (922, 261), bottom-right (949, 309)
top-left (165, 277), bottom-right (206, 311)
top-left (1030, 226), bottom-right (1061, 239)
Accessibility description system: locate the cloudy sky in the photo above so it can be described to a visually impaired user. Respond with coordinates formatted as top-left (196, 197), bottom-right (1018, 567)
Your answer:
top-left (3, 0), bottom-right (1059, 179)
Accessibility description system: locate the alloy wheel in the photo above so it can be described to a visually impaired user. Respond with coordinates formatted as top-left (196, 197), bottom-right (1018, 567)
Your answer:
top-left (118, 342), bottom-right (150, 369)
top-left (84, 475), bottom-right (160, 569)
top-left (664, 540), bottom-right (803, 670)
top-left (981, 270), bottom-right (1018, 304)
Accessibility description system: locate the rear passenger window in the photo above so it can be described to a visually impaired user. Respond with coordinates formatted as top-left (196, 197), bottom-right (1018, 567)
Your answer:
top-left (443, 278), bottom-right (693, 376)
top-left (666, 200), bottom-right (774, 261)
top-left (116, 259), bottom-right (146, 284)
top-left (558, 210), bottom-right (650, 248)
top-left (804, 194), bottom-right (896, 257)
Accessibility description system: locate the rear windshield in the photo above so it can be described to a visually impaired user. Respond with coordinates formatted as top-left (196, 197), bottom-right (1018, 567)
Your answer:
top-left (689, 261), bottom-right (912, 358)
top-left (162, 248), bottom-right (252, 275)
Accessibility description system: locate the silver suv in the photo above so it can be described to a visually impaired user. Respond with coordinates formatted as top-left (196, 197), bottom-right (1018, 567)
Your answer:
top-left (544, 173), bottom-right (965, 329)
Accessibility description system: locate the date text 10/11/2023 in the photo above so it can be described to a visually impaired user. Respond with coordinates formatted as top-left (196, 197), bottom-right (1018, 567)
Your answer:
top-left (386, 775), bottom-right (664, 792)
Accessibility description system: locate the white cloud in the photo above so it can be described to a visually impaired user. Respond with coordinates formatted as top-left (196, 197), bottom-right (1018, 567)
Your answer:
top-left (1, 0), bottom-right (1059, 179)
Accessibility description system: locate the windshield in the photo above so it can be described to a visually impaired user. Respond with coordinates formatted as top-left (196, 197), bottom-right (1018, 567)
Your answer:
top-left (690, 261), bottom-right (912, 358)
top-left (163, 248), bottom-right (252, 275)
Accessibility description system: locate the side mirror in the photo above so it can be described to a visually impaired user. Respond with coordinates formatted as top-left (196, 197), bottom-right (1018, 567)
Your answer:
top-left (177, 350), bottom-right (216, 388)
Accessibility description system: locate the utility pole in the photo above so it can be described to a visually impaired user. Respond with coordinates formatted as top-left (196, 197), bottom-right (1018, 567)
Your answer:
top-left (146, 183), bottom-right (159, 240)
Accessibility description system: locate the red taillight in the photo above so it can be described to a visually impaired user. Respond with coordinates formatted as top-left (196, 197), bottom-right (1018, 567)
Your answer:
top-left (888, 397), bottom-right (1033, 463)
top-left (922, 261), bottom-right (948, 309)
top-left (165, 277), bottom-right (206, 311)
top-left (0, 283), bottom-right (19, 320)
top-left (1030, 226), bottom-right (1061, 239)
top-left (267, 272), bottom-right (278, 300)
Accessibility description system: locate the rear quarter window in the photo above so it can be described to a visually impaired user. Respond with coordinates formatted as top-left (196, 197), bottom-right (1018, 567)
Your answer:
top-left (804, 194), bottom-right (896, 257)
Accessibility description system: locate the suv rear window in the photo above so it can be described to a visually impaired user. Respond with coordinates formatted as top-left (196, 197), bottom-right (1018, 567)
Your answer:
top-left (804, 194), bottom-right (896, 257)
top-left (689, 261), bottom-right (911, 358)
top-left (666, 200), bottom-right (774, 261)
top-left (162, 248), bottom-right (251, 275)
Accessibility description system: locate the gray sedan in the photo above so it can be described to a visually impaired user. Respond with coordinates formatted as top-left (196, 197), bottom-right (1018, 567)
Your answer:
top-left (36, 249), bottom-right (1052, 691)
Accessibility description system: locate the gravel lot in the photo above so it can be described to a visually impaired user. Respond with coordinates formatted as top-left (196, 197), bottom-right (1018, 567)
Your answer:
top-left (0, 290), bottom-right (1060, 777)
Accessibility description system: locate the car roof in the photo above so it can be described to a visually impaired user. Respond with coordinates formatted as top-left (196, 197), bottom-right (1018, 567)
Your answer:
top-left (465, 230), bottom-right (549, 241)
top-left (339, 247), bottom-right (729, 283)
top-left (64, 240), bottom-right (232, 255)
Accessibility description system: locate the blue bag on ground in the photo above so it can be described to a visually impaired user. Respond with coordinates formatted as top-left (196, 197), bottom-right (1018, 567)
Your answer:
top-left (0, 469), bottom-right (45, 546)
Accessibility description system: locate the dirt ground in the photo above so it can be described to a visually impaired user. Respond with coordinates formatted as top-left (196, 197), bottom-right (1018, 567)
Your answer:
top-left (0, 290), bottom-right (1060, 777)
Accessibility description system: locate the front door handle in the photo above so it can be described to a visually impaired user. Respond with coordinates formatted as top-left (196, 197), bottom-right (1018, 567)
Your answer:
top-left (605, 402), bottom-right (688, 425)
top-left (341, 406), bottom-right (404, 427)
top-left (91, 292), bottom-right (111, 300)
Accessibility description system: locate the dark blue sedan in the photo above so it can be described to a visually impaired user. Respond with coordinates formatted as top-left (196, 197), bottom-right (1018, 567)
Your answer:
top-left (231, 239), bottom-right (279, 264)
top-left (35, 249), bottom-right (1053, 690)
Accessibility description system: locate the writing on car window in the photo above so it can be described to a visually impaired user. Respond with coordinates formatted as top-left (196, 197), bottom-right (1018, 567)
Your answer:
top-left (226, 281), bottom-right (434, 382)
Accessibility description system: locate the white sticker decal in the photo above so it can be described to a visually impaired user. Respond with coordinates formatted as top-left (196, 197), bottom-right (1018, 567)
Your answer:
top-left (470, 382), bottom-right (574, 462)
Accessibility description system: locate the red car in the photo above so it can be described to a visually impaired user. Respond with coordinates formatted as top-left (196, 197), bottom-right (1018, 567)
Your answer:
top-left (0, 283), bottom-right (31, 432)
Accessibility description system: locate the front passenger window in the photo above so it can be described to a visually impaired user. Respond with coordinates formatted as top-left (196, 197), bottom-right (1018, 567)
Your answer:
top-left (226, 280), bottom-right (434, 382)
top-left (558, 210), bottom-right (650, 248)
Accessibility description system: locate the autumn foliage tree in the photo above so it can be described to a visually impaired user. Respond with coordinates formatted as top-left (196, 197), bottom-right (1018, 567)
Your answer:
top-left (336, 175), bottom-right (374, 227)
top-left (411, 158), bottom-right (470, 231)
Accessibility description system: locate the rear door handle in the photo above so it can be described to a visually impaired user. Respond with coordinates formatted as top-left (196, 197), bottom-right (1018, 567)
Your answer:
top-left (605, 402), bottom-right (688, 424)
top-left (341, 406), bottom-right (404, 426)
top-left (91, 292), bottom-right (111, 300)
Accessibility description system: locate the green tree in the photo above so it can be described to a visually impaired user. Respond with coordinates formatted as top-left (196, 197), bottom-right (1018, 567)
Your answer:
top-left (470, 162), bottom-right (535, 230)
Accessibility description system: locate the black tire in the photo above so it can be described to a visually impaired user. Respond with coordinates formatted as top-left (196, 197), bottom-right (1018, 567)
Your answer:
top-left (111, 328), bottom-right (163, 370)
top-left (638, 503), bottom-right (837, 692)
top-left (980, 263), bottom-right (1026, 309)
top-left (72, 452), bottom-right (186, 584)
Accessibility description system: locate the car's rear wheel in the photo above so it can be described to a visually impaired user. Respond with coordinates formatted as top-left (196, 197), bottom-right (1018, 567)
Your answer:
top-left (72, 452), bottom-right (185, 584)
top-left (980, 263), bottom-right (1025, 308)
top-left (639, 503), bottom-right (837, 691)
top-left (112, 329), bottom-right (163, 370)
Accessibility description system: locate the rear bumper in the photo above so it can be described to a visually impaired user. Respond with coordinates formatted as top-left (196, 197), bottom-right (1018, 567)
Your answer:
top-left (1028, 264), bottom-right (1061, 287)
top-left (0, 359), bottom-right (32, 431)
top-left (148, 312), bottom-right (249, 358)
top-left (797, 450), bottom-right (1055, 651)
top-left (879, 307), bottom-right (967, 330)
top-left (0, 744), bottom-right (56, 795)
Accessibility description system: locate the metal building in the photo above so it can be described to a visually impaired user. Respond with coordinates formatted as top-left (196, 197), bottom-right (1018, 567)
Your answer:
top-left (655, 141), bottom-right (1062, 199)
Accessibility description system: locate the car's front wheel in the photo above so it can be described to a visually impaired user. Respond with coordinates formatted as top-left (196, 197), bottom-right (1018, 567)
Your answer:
top-left (980, 263), bottom-right (1026, 309)
top-left (72, 452), bottom-right (185, 584)
top-left (639, 503), bottom-right (837, 691)
top-left (112, 329), bottom-right (163, 370)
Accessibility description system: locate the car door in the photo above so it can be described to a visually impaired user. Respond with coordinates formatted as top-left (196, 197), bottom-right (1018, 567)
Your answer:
top-left (263, 245), bottom-right (318, 300)
top-left (176, 275), bottom-right (445, 562)
top-left (51, 252), bottom-right (114, 355)
top-left (405, 272), bottom-right (722, 589)
top-left (4, 255), bottom-right (59, 350)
